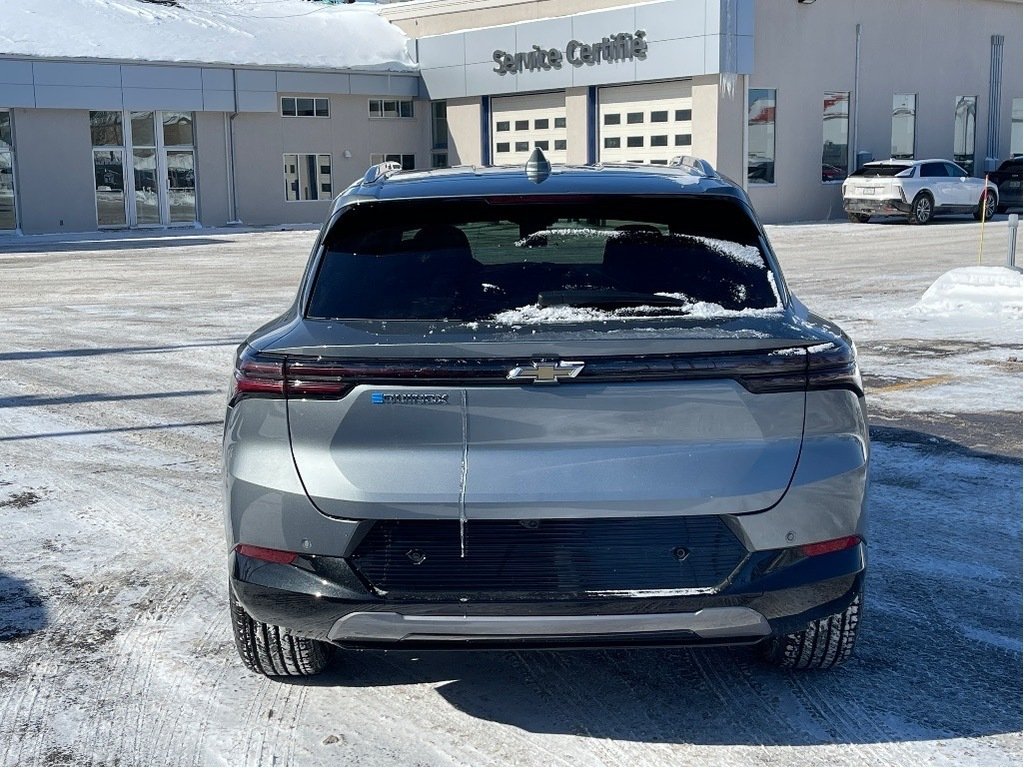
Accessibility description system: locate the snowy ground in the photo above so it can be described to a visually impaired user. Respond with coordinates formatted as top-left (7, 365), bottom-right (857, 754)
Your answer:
top-left (0, 219), bottom-right (1020, 766)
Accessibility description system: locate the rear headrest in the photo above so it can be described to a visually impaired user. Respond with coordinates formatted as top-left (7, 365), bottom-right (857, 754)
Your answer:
top-left (410, 225), bottom-right (473, 258)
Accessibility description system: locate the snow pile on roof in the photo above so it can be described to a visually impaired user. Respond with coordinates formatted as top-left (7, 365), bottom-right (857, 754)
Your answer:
top-left (0, 0), bottom-right (415, 70)
top-left (910, 266), bottom-right (1023, 320)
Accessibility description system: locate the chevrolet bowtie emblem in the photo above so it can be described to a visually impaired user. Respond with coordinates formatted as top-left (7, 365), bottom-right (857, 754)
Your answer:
top-left (507, 360), bottom-right (585, 384)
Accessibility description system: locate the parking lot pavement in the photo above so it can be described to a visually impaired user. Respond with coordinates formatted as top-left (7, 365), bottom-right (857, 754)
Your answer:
top-left (0, 221), bottom-right (1020, 766)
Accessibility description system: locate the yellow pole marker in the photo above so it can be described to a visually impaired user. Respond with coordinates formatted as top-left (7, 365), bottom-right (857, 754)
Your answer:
top-left (978, 174), bottom-right (989, 265)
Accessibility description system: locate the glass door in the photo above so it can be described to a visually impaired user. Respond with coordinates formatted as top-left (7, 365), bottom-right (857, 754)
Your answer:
top-left (166, 150), bottom-right (196, 223)
top-left (161, 112), bottom-right (196, 225)
top-left (99, 110), bottom-right (196, 228)
top-left (130, 112), bottom-right (161, 225)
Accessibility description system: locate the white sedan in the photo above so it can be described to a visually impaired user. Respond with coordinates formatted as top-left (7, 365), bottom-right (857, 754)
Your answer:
top-left (842, 159), bottom-right (998, 224)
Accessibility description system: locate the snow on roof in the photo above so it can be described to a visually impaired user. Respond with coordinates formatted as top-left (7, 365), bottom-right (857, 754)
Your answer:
top-left (0, 0), bottom-right (416, 71)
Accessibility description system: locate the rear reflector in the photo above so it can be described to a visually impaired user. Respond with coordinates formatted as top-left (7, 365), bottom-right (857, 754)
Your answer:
top-left (799, 535), bottom-right (862, 558)
top-left (235, 544), bottom-right (297, 565)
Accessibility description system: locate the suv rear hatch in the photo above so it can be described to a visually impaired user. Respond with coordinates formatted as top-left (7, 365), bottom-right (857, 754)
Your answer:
top-left (249, 195), bottom-right (859, 567)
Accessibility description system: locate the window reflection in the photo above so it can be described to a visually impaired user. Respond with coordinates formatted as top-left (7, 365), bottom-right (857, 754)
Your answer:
top-left (163, 112), bottom-right (194, 147)
top-left (93, 150), bottom-right (126, 227)
top-left (953, 96), bottom-right (977, 175)
top-left (891, 94), bottom-right (916, 159)
top-left (748, 89), bottom-right (776, 184)
top-left (822, 92), bottom-right (849, 182)
top-left (90, 111), bottom-right (123, 147)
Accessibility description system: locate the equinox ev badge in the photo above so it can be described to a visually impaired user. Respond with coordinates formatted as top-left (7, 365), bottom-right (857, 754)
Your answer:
top-left (371, 392), bottom-right (450, 405)
top-left (507, 361), bottom-right (585, 384)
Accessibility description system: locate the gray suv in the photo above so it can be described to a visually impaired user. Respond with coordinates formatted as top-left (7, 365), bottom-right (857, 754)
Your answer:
top-left (224, 154), bottom-right (868, 677)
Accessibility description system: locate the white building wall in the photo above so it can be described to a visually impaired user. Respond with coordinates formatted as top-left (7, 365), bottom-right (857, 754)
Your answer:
top-left (745, 0), bottom-right (1022, 223)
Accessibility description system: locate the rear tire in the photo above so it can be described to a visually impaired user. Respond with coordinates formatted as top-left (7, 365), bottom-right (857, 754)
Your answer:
top-left (973, 193), bottom-right (997, 221)
top-left (847, 213), bottom-right (871, 223)
top-left (762, 590), bottom-right (862, 670)
top-left (230, 584), bottom-right (332, 677)
top-left (909, 193), bottom-right (933, 224)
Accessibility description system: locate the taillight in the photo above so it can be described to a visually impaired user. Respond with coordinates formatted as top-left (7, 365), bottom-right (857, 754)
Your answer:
top-left (799, 535), bottom-right (862, 558)
top-left (235, 544), bottom-right (297, 565)
top-left (228, 346), bottom-right (354, 406)
top-left (229, 346), bottom-right (285, 406)
top-left (807, 341), bottom-right (863, 396)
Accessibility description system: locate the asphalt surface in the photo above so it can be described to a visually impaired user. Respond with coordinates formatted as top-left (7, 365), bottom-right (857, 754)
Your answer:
top-left (0, 218), bottom-right (1020, 766)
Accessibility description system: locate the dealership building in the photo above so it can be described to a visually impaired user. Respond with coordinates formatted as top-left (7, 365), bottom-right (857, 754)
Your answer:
top-left (0, 0), bottom-right (1021, 235)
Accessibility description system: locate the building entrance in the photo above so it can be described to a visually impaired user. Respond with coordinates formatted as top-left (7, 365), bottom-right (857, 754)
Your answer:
top-left (91, 110), bottom-right (196, 228)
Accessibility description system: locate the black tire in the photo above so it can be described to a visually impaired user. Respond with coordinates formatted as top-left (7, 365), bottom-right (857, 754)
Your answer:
top-left (762, 590), bottom-right (862, 670)
top-left (973, 193), bottom-right (997, 221)
top-left (909, 192), bottom-right (933, 224)
top-left (847, 213), bottom-right (871, 223)
top-left (229, 584), bottom-right (332, 677)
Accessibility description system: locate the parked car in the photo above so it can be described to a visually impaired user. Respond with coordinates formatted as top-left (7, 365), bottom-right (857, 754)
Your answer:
top-left (989, 156), bottom-right (1022, 212)
top-left (842, 159), bottom-right (998, 224)
top-left (224, 154), bottom-right (869, 677)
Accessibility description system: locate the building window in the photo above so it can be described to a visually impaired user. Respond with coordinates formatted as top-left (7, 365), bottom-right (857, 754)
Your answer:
top-left (604, 137), bottom-right (621, 149)
top-left (369, 99), bottom-right (413, 119)
top-left (284, 153), bottom-right (332, 201)
top-left (370, 153), bottom-right (415, 170)
top-left (514, 141), bottom-right (529, 152)
top-left (534, 118), bottom-right (549, 130)
top-left (515, 120), bottom-right (529, 131)
top-left (1012, 98), bottom-right (1023, 157)
top-left (675, 109), bottom-right (692, 121)
top-left (891, 94), bottom-right (916, 159)
top-left (953, 96), bottom-right (977, 175)
top-left (554, 139), bottom-right (567, 151)
top-left (627, 136), bottom-right (644, 148)
top-left (0, 110), bottom-right (15, 230)
top-left (282, 97), bottom-right (329, 118)
top-left (535, 141), bottom-right (549, 150)
top-left (650, 135), bottom-right (668, 147)
top-left (431, 101), bottom-right (449, 169)
top-left (675, 134), bottom-right (692, 146)
top-left (90, 110), bottom-right (124, 147)
top-left (747, 88), bottom-right (776, 184)
top-left (496, 121), bottom-right (510, 132)
top-left (554, 117), bottom-right (566, 128)
top-left (604, 114), bottom-right (621, 126)
top-left (626, 112), bottom-right (644, 124)
top-left (822, 91), bottom-right (850, 182)
top-left (90, 111), bottom-right (126, 226)
top-left (496, 143), bottom-right (510, 153)
top-left (651, 111), bottom-right (668, 123)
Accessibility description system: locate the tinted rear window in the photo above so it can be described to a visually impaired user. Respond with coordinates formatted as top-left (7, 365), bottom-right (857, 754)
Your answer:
top-left (310, 197), bottom-right (780, 323)
top-left (998, 158), bottom-right (1022, 172)
top-left (850, 164), bottom-right (913, 177)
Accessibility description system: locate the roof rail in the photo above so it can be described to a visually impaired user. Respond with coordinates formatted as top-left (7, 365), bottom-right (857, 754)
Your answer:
top-left (669, 155), bottom-right (717, 178)
top-left (361, 161), bottom-right (403, 185)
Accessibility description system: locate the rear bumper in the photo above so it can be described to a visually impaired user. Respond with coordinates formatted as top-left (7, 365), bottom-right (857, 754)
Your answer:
top-left (230, 543), bottom-right (865, 650)
top-left (843, 197), bottom-right (909, 215)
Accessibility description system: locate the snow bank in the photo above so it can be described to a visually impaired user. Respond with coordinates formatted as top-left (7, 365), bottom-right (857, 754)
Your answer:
top-left (0, 0), bottom-right (415, 70)
top-left (910, 266), bottom-right (1023, 320)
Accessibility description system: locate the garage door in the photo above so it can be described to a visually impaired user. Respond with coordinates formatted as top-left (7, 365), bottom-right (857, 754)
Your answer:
top-left (598, 81), bottom-right (693, 165)
top-left (492, 93), bottom-right (568, 166)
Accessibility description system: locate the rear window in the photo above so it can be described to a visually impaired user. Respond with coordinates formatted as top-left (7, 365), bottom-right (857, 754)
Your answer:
top-left (998, 158), bottom-right (1022, 172)
top-left (850, 164), bottom-right (914, 178)
top-left (310, 197), bottom-right (781, 323)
